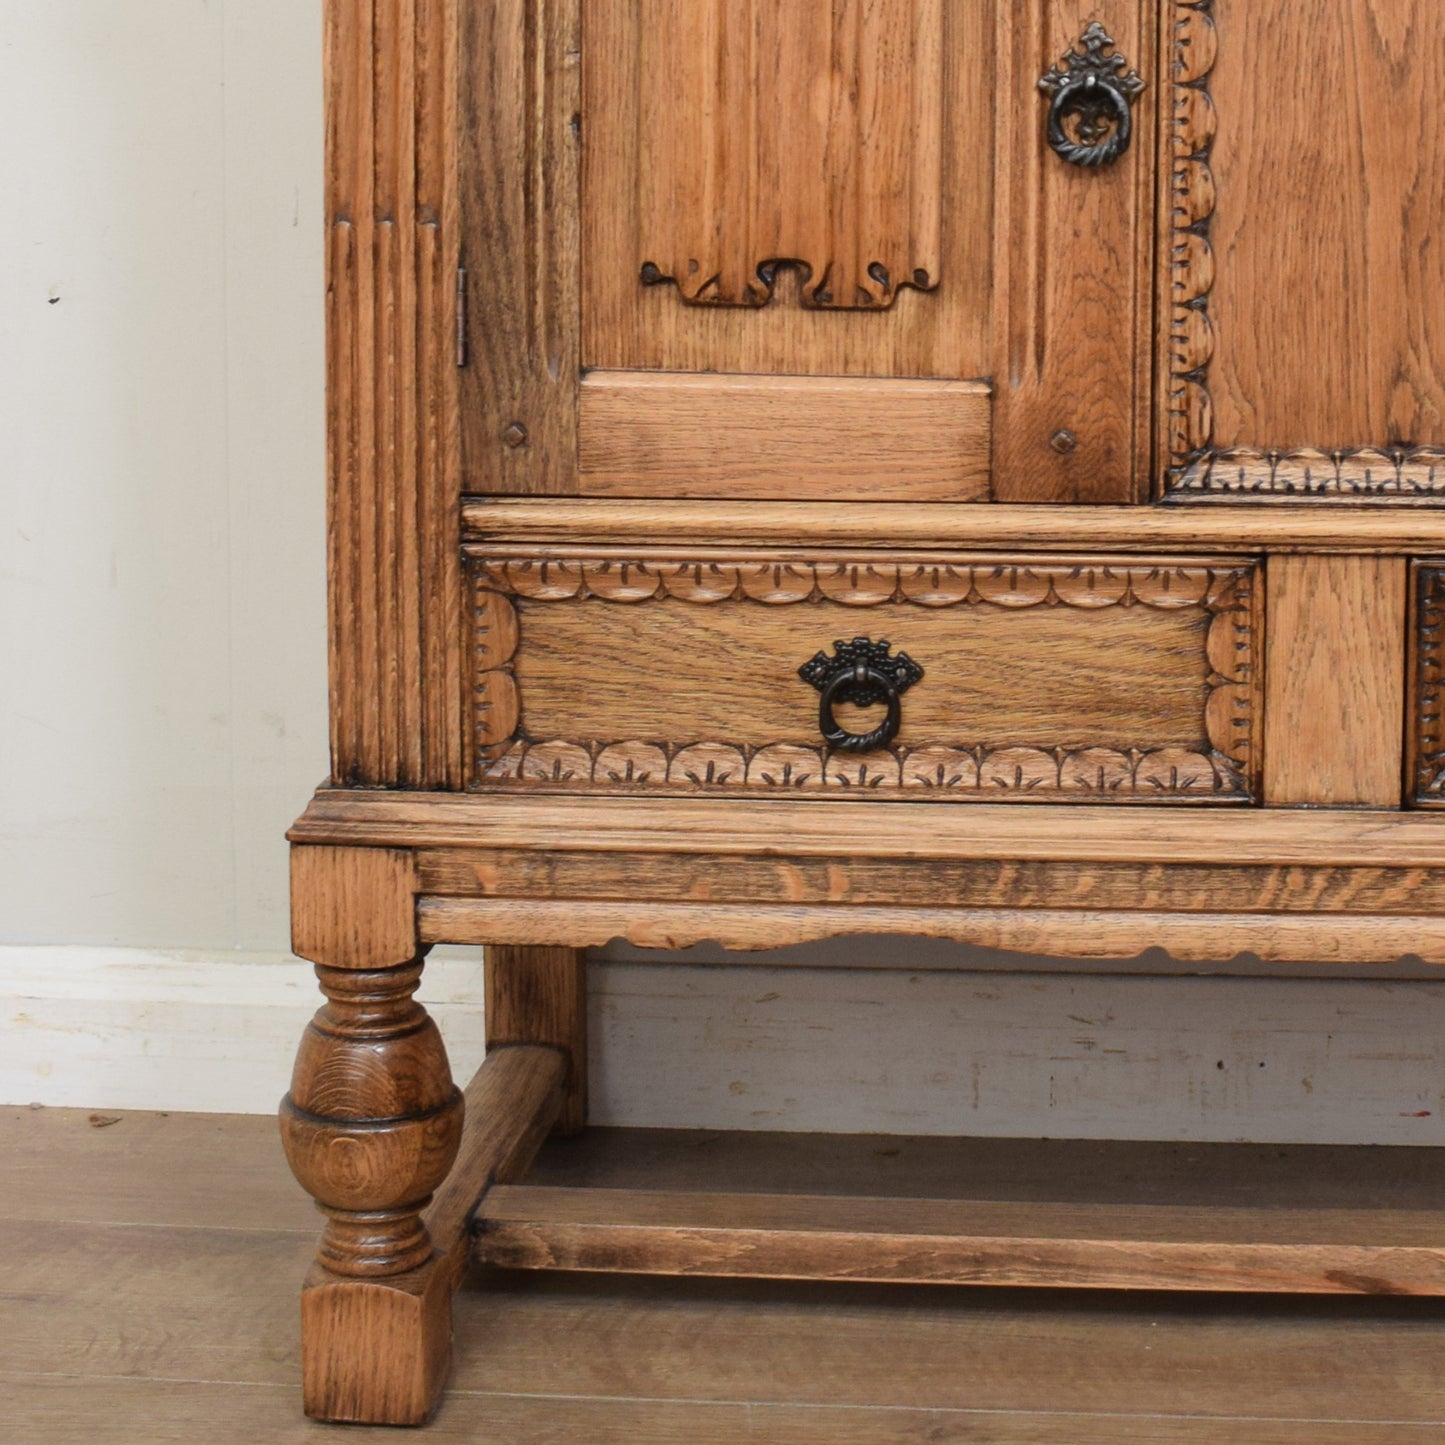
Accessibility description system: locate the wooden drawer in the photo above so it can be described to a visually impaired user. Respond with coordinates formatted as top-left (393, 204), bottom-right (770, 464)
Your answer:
top-left (468, 550), bottom-right (1261, 804)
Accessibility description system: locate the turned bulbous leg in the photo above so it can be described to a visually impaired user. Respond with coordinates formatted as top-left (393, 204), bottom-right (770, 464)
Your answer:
top-left (281, 844), bottom-right (464, 1425)
top-left (280, 957), bottom-right (464, 1425)
top-left (280, 960), bottom-right (464, 1278)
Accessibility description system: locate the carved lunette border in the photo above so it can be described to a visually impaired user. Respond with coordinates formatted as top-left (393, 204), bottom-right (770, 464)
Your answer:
top-left (1163, 0), bottom-right (1216, 486)
top-left (1412, 563), bottom-right (1445, 805)
top-left (470, 556), bottom-right (1260, 803)
top-left (1161, 4), bottom-right (1445, 501)
top-left (1174, 447), bottom-right (1445, 501)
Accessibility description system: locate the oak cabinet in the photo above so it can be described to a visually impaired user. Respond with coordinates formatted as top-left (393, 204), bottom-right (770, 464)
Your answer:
top-left (284, 0), bottom-right (1445, 1425)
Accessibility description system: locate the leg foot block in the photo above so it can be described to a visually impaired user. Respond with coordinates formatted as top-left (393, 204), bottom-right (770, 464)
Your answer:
top-left (300, 1254), bottom-right (453, 1425)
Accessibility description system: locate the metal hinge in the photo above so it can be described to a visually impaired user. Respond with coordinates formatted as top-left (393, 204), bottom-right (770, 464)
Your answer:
top-left (455, 265), bottom-right (468, 368)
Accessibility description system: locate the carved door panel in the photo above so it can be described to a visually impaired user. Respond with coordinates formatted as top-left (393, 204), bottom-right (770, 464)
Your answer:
top-left (1164, 1), bottom-right (1445, 501)
top-left (460, 0), bottom-right (1160, 505)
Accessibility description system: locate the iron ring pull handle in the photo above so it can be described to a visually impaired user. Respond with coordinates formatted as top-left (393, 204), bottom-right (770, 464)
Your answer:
top-left (1038, 22), bottom-right (1145, 170)
top-left (818, 663), bottom-right (903, 754)
top-left (797, 638), bottom-right (925, 756)
top-left (1045, 73), bottom-right (1134, 168)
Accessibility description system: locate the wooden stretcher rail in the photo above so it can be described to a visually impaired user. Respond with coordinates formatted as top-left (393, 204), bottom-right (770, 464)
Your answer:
top-left (424, 1044), bottom-right (568, 1292)
top-left (474, 1184), bottom-right (1445, 1295)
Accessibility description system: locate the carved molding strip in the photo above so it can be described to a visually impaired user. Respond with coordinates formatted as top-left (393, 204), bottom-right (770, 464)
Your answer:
top-left (1165, 0), bottom-right (1217, 482)
top-left (473, 556), bottom-right (1247, 610)
top-left (1414, 564), bottom-right (1445, 804)
top-left (481, 740), bottom-right (1244, 799)
top-left (471, 556), bottom-right (1260, 803)
top-left (634, 0), bottom-right (943, 310)
top-left (1175, 447), bottom-right (1445, 500)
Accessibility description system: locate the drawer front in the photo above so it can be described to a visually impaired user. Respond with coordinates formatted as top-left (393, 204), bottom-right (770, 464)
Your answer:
top-left (469, 551), bottom-right (1261, 804)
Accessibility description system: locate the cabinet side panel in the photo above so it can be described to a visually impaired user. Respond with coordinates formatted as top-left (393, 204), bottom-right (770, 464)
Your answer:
top-left (1169, 0), bottom-right (1445, 495)
top-left (457, 0), bottom-right (582, 495)
top-left (326, 0), bottom-right (464, 787)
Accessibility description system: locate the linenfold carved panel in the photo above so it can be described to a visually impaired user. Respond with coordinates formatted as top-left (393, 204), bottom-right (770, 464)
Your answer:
top-left (470, 554), bottom-right (1262, 803)
top-left (633, 0), bottom-right (943, 309)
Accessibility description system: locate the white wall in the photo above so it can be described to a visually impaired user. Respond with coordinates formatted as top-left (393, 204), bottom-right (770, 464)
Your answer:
top-left (0, 0), bottom-right (327, 951)
top-left (2, 2), bottom-right (1442, 1143)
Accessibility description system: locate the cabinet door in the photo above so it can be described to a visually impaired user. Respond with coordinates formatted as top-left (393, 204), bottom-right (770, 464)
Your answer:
top-left (1164, 0), bottom-right (1445, 501)
top-left (460, 1), bottom-right (1160, 505)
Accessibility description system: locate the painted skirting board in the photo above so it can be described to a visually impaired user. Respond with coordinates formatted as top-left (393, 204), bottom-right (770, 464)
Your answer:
top-left (2, 944), bottom-right (1443, 1144)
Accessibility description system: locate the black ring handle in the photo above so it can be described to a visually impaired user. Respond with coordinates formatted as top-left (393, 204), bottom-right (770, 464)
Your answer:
top-left (818, 664), bottom-right (902, 754)
top-left (1045, 73), bottom-right (1133, 168)
top-left (797, 638), bottom-right (924, 755)
top-left (1038, 23), bottom-right (1144, 171)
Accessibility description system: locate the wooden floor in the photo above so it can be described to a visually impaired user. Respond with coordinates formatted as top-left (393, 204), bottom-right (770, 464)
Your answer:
top-left (5, 1109), bottom-right (1445, 1443)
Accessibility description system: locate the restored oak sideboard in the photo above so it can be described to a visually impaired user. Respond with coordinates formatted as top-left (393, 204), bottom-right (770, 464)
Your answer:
top-left (281, 0), bottom-right (1445, 1424)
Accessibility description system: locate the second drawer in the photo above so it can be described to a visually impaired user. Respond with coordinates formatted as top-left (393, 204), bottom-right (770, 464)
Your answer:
top-left (468, 550), bottom-right (1262, 804)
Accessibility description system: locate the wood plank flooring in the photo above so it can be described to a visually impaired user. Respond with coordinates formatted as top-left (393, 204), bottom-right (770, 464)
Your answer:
top-left (4, 1106), bottom-right (1445, 1441)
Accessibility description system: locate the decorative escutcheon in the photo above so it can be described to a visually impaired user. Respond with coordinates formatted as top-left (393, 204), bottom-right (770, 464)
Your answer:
top-left (798, 638), bottom-right (924, 754)
top-left (1038, 21), bottom-right (1145, 169)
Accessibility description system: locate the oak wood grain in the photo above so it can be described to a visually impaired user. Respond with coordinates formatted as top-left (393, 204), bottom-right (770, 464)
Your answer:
top-left (290, 845), bottom-right (419, 972)
top-left (993, 0), bottom-right (1156, 502)
top-left (576, 372), bottom-right (992, 502)
top-left (417, 894), bottom-right (1445, 964)
top-left (485, 948), bottom-right (588, 1133)
top-left (290, 790), bottom-right (1445, 867)
top-left (629, 0), bottom-right (944, 312)
top-left (462, 496), bottom-right (1445, 553)
top-left (581, 0), bottom-right (993, 379)
top-left (457, 0), bottom-right (581, 496)
top-left (326, 0), bottom-right (463, 786)
top-left (1206, 1), bottom-right (1445, 456)
top-left (476, 1183), bottom-right (1445, 1294)
top-left (1264, 555), bottom-right (1407, 807)
top-left (415, 848), bottom-right (1445, 917)
top-left (471, 552), bottom-right (1259, 803)
top-left (424, 1043), bottom-right (567, 1289)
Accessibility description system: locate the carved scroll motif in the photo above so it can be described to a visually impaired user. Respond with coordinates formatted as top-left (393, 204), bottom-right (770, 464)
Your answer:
top-left (634, 0), bottom-right (944, 309)
top-left (471, 556), bottom-right (1261, 802)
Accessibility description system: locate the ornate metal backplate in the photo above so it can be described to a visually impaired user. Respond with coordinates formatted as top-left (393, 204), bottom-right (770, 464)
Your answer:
top-left (1038, 21), bottom-right (1145, 168)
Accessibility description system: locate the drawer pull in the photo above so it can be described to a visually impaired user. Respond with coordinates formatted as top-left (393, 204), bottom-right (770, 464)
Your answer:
top-left (1038, 22), bottom-right (1144, 169)
top-left (798, 639), bottom-right (924, 754)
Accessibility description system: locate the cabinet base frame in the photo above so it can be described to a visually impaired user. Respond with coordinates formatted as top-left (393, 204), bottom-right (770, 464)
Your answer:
top-left (285, 796), bottom-right (1445, 1424)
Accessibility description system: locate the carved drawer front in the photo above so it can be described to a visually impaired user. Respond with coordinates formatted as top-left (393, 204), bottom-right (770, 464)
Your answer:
top-left (469, 551), bottom-right (1261, 803)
